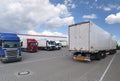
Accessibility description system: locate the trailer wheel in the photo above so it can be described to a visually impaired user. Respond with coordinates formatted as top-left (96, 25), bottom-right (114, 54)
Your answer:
top-left (114, 50), bottom-right (117, 54)
top-left (90, 54), bottom-right (96, 60)
top-left (73, 52), bottom-right (79, 56)
top-left (100, 52), bottom-right (106, 59)
top-left (95, 53), bottom-right (101, 60)
top-left (109, 50), bottom-right (117, 55)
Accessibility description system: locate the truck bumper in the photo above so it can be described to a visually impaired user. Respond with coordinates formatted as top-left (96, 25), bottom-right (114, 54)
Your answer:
top-left (73, 57), bottom-right (91, 62)
top-left (1, 56), bottom-right (22, 63)
top-left (28, 49), bottom-right (37, 52)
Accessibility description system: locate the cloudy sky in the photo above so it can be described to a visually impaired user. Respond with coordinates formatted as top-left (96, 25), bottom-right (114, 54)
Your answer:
top-left (0, 0), bottom-right (120, 40)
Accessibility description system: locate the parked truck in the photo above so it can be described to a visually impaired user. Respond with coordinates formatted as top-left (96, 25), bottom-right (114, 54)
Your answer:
top-left (59, 40), bottom-right (68, 47)
top-left (37, 39), bottom-right (56, 50)
top-left (0, 33), bottom-right (22, 63)
top-left (17, 34), bottom-right (68, 47)
top-left (69, 21), bottom-right (117, 61)
top-left (21, 38), bottom-right (38, 52)
top-left (55, 41), bottom-right (62, 50)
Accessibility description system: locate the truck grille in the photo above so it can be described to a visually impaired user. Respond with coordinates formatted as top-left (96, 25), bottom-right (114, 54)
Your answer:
top-left (6, 50), bottom-right (17, 57)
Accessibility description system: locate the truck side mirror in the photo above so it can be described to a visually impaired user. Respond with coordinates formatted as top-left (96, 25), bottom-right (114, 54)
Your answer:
top-left (36, 42), bottom-right (38, 46)
top-left (21, 42), bottom-right (23, 46)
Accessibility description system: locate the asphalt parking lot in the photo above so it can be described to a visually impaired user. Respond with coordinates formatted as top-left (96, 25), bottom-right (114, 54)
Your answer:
top-left (0, 47), bottom-right (119, 81)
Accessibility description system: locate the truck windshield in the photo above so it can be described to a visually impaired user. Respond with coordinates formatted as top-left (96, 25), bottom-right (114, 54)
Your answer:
top-left (56, 43), bottom-right (61, 46)
top-left (28, 42), bottom-right (38, 46)
top-left (48, 41), bottom-right (55, 45)
top-left (3, 40), bottom-right (20, 48)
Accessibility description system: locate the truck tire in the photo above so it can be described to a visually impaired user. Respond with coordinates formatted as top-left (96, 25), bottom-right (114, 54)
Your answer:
top-left (1, 59), bottom-right (7, 63)
top-left (58, 47), bottom-right (61, 50)
top-left (18, 58), bottom-right (22, 61)
top-left (47, 47), bottom-right (51, 51)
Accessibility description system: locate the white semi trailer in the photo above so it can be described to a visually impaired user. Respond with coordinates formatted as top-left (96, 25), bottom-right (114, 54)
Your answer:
top-left (69, 21), bottom-right (117, 61)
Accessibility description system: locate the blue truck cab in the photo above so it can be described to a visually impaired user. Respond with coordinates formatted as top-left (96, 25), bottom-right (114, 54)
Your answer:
top-left (0, 33), bottom-right (22, 63)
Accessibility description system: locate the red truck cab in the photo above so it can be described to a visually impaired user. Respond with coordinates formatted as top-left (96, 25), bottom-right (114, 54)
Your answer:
top-left (27, 39), bottom-right (38, 52)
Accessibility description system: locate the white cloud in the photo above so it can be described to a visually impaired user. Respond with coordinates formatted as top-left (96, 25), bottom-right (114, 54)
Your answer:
top-left (103, 7), bottom-right (111, 11)
top-left (83, 14), bottom-right (97, 19)
top-left (95, 0), bottom-right (98, 2)
top-left (71, 4), bottom-right (76, 9)
top-left (80, 1), bottom-right (89, 5)
top-left (97, 4), bottom-right (120, 11)
top-left (56, 4), bottom-right (70, 17)
top-left (7, 2), bottom-right (23, 13)
top-left (117, 6), bottom-right (120, 10)
top-left (64, 0), bottom-right (76, 9)
top-left (28, 30), bottom-right (67, 37)
top-left (46, 16), bottom-right (74, 27)
top-left (102, 4), bottom-right (116, 11)
top-left (105, 12), bottom-right (120, 24)
top-left (0, 0), bottom-right (74, 33)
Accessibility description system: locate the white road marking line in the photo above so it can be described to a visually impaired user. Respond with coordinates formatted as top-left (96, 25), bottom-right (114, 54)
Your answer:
top-left (78, 65), bottom-right (99, 80)
top-left (99, 54), bottom-right (116, 81)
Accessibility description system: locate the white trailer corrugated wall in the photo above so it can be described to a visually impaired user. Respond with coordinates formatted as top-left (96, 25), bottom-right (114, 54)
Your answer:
top-left (89, 22), bottom-right (112, 52)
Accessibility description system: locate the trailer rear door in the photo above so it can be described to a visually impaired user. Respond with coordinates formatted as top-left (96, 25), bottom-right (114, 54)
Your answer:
top-left (69, 22), bottom-right (90, 51)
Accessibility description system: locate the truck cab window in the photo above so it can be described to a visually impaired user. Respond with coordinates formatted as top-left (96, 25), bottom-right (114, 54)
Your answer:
top-left (29, 42), bottom-right (37, 46)
top-left (3, 41), bottom-right (20, 48)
